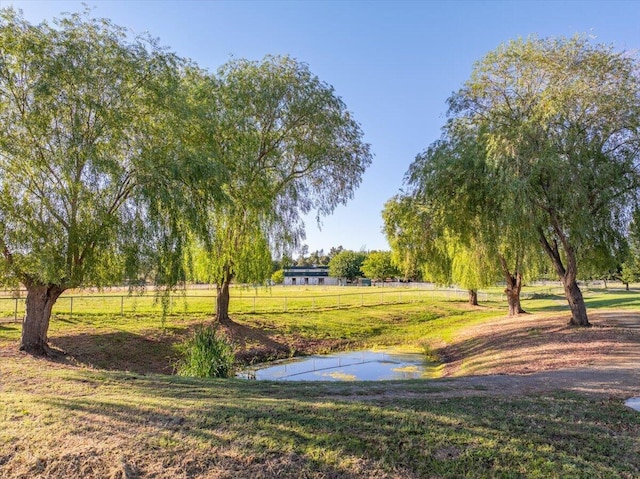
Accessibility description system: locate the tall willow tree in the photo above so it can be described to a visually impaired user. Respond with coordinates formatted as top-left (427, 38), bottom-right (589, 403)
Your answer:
top-left (382, 194), bottom-right (496, 306)
top-left (0, 9), bottom-right (216, 354)
top-left (449, 36), bottom-right (640, 326)
top-left (402, 134), bottom-right (542, 315)
top-left (199, 56), bottom-right (372, 323)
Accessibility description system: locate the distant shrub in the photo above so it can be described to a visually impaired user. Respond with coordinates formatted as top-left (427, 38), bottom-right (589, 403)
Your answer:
top-left (271, 269), bottom-right (285, 284)
top-left (176, 325), bottom-right (235, 378)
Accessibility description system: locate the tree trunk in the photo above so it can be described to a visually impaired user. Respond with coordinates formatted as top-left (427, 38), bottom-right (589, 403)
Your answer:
top-left (538, 229), bottom-right (590, 327)
top-left (505, 285), bottom-right (526, 316)
top-left (20, 283), bottom-right (65, 355)
top-left (500, 256), bottom-right (526, 316)
top-left (626, 282), bottom-right (630, 291)
top-left (562, 276), bottom-right (589, 326)
top-left (468, 289), bottom-right (478, 306)
top-left (215, 279), bottom-right (232, 325)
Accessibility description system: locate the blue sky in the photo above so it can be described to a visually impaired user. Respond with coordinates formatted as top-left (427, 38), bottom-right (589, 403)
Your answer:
top-left (3, 0), bottom-right (640, 255)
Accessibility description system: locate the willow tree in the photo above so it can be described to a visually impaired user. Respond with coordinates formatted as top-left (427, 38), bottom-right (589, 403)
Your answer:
top-left (449, 36), bottom-right (640, 326)
top-left (0, 9), bottom-right (215, 354)
top-left (402, 132), bottom-right (543, 316)
top-left (200, 56), bottom-right (371, 323)
top-left (382, 194), bottom-right (496, 306)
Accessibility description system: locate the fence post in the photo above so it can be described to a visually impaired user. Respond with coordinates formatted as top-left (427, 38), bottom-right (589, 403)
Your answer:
top-left (253, 296), bottom-right (256, 313)
top-left (14, 298), bottom-right (18, 321)
top-left (121, 296), bottom-right (124, 316)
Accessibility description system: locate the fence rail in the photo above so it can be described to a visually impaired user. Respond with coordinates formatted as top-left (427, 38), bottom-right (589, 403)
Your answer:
top-left (0, 286), bottom-right (509, 323)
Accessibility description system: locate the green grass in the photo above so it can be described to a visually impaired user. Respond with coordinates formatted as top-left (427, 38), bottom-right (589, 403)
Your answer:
top-left (1, 366), bottom-right (639, 478)
top-left (2, 286), bottom-right (640, 477)
top-left (0, 284), bottom-right (497, 322)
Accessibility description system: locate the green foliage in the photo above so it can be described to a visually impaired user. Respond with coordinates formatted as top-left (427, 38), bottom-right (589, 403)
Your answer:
top-left (382, 195), bottom-right (438, 282)
top-left (271, 269), bottom-right (285, 284)
top-left (328, 250), bottom-right (366, 281)
top-left (448, 35), bottom-right (640, 281)
top-left (195, 55), bottom-right (372, 301)
top-left (620, 262), bottom-right (638, 286)
top-left (361, 251), bottom-right (399, 281)
top-left (400, 132), bottom-right (539, 292)
top-left (394, 35), bottom-right (640, 321)
top-left (295, 248), bottom-right (331, 267)
top-left (620, 209), bottom-right (640, 285)
top-left (176, 325), bottom-right (235, 378)
top-left (0, 8), bottom-right (214, 291)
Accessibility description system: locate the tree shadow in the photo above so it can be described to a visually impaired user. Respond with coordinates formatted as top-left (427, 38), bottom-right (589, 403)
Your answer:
top-left (437, 311), bottom-right (640, 377)
top-left (30, 371), bottom-right (640, 478)
top-left (584, 294), bottom-right (640, 310)
top-left (50, 330), bottom-right (185, 374)
top-left (47, 316), bottom-right (323, 375)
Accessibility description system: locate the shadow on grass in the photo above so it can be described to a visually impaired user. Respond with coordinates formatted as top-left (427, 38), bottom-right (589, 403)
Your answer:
top-left (525, 290), bottom-right (640, 314)
top-left (33, 370), bottom-right (640, 478)
top-left (584, 290), bottom-right (640, 310)
top-left (47, 318), bottom-right (302, 374)
top-left (50, 330), bottom-right (187, 375)
top-left (437, 309), bottom-right (640, 378)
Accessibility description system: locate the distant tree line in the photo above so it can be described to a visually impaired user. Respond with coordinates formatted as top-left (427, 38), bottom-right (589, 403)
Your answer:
top-left (269, 247), bottom-right (401, 284)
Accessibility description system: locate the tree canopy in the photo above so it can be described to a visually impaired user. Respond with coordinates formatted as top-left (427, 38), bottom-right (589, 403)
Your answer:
top-left (194, 56), bottom-right (372, 322)
top-left (328, 250), bottom-right (366, 282)
top-left (361, 251), bottom-right (399, 282)
top-left (398, 129), bottom-right (544, 313)
top-left (447, 35), bottom-right (640, 325)
top-left (0, 8), bottom-right (219, 353)
top-left (383, 195), bottom-right (450, 284)
top-left (389, 35), bottom-right (640, 324)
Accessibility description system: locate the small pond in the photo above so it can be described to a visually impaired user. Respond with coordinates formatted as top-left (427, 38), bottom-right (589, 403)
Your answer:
top-left (625, 397), bottom-right (640, 412)
top-left (237, 349), bottom-right (438, 381)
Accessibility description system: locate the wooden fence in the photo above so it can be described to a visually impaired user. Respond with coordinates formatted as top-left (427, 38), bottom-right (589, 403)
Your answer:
top-left (0, 286), bottom-right (503, 323)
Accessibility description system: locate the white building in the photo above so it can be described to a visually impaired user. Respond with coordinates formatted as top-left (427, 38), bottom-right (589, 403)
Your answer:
top-left (283, 266), bottom-right (340, 286)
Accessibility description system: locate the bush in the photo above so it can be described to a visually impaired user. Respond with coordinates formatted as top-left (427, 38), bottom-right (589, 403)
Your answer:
top-left (271, 269), bottom-right (285, 284)
top-left (176, 325), bottom-right (236, 378)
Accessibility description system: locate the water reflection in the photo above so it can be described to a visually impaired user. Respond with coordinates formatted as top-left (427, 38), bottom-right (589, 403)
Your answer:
top-left (238, 349), bottom-right (437, 381)
top-left (625, 397), bottom-right (640, 411)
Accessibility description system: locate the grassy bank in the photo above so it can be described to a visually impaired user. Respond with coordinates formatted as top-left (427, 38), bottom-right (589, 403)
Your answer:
top-left (0, 294), bottom-right (503, 372)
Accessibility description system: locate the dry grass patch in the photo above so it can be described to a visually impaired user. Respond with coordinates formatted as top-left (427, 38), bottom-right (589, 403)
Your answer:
top-left (439, 310), bottom-right (640, 377)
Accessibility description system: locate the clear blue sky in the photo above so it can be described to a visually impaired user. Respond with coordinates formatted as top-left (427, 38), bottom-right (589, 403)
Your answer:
top-left (3, 0), bottom-right (640, 255)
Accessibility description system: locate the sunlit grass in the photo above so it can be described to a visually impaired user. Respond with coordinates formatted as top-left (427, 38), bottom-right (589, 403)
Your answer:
top-left (1, 366), bottom-right (639, 478)
top-left (2, 286), bottom-right (640, 477)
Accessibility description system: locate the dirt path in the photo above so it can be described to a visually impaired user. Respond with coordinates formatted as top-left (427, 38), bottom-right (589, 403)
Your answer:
top-left (425, 310), bottom-right (640, 399)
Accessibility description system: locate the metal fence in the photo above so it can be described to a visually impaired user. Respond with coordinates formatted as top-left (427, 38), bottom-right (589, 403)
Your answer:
top-left (0, 286), bottom-right (504, 323)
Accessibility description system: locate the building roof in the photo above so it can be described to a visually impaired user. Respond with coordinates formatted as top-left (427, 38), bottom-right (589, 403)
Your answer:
top-left (284, 266), bottom-right (329, 277)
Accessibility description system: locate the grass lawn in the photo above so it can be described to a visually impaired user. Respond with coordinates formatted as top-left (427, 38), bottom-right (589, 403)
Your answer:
top-left (1, 285), bottom-right (640, 478)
